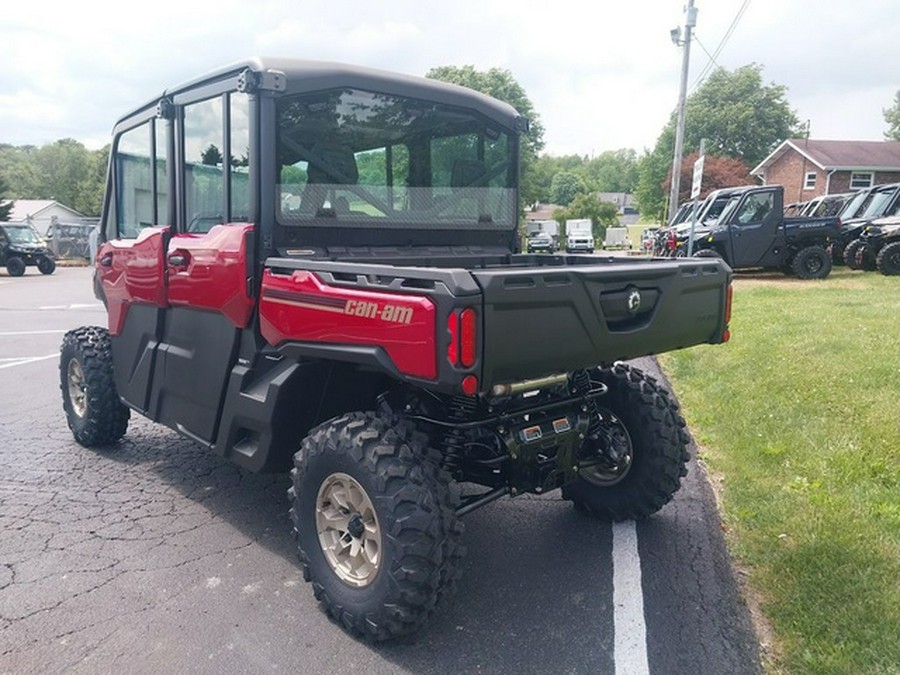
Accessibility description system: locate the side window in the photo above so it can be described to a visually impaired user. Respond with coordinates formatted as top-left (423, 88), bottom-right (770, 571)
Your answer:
top-left (184, 97), bottom-right (224, 233)
top-left (230, 93), bottom-right (251, 222)
top-left (183, 93), bottom-right (252, 232)
top-left (735, 193), bottom-right (774, 225)
top-left (115, 123), bottom-right (153, 238)
top-left (155, 120), bottom-right (169, 224)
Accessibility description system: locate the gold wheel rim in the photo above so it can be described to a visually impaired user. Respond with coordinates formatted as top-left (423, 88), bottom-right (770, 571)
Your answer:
top-left (315, 472), bottom-right (381, 587)
top-left (67, 358), bottom-right (87, 418)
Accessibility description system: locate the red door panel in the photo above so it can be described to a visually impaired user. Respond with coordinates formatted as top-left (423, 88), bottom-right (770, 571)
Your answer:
top-left (166, 223), bottom-right (255, 328)
top-left (96, 226), bottom-right (169, 335)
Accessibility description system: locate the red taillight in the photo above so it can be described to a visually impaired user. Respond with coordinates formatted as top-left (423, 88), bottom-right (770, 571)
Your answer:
top-left (459, 308), bottom-right (477, 367)
top-left (725, 283), bottom-right (733, 324)
top-left (446, 312), bottom-right (459, 365)
top-left (447, 308), bottom-right (478, 372)
top-left (461, 374), bottom-right (479, 396)
top-left (722, 283), bottom-right (733, 343)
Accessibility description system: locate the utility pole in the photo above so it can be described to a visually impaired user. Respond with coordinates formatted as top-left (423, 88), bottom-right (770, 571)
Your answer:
top-left (668, 0), bottom-right (698, 223)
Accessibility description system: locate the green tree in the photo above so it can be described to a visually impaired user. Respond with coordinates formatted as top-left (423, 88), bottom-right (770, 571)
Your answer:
top-left (0, 140), bottom-right (108, 216)
top-left (550, 171), bottom-right (588, 206)
top-left (635, 143), bottom-right (674, 222)
top-left (426, 65), bottom-right (545, 206)
top-left (201, 144), bottom-right (223, 166)
top-left (884, 89), bottom-right (900, 141)
top-left (584, 149), bottom-right (639, 193)
top-left (553, 193), bottom-right (618, 241)
top-left (636, 64), bottom-right (800, 221)
top-left (0, 176), bottom-right (12, 220)
top-left (0, 144), bottom-right (41, 199)
top-left (34, 139), bottom-right (92, 210)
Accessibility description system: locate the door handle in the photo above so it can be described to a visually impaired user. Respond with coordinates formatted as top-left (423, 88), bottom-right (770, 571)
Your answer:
top-left (168, 251), bottom-right (190, 268)
top-left (99, 253), bottom-right (113, 267)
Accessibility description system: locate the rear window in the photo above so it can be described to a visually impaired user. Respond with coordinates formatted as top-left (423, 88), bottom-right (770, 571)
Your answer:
top-left (276, 89), bottom-right (516, 230)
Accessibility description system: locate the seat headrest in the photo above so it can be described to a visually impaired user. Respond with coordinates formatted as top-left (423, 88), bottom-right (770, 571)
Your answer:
top-left (451, 159), bottom-right (486, 188)
top-left (308, 144), bottom-right (358, 184)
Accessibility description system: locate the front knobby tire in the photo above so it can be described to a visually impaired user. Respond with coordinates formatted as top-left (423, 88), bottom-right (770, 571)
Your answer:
top-left (843, 240), bottom-right (864, 269)
top-left (875, 241), bottom-right (900, 275)
top-left (59, 326), bottom-right (129, 447)
top-left (563, 363), bottom-right (690, 521)
top-left (37, 256), bottom-right (56, 275)
top-left (288, 412), bottom-right (464, 641)
top-left (857, 243), bottom-right (877, 271)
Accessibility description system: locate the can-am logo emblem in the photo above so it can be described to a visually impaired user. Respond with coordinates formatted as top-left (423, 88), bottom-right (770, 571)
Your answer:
top-left (627, 288), bottom-right (642, 314)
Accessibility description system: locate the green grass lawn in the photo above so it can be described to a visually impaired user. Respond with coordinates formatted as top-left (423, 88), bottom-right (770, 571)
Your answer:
top-left (659, 268), bottom-right (900, 674)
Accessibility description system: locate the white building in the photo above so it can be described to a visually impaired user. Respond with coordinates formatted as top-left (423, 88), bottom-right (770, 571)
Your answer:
top-left (3, 200), bottom-right (87, 234)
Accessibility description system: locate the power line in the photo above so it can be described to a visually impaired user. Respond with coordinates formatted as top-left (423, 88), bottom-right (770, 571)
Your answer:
top-left (689, 0), bottom-right (752, 93)
top-left (693, 36), bottom-right (721, 73)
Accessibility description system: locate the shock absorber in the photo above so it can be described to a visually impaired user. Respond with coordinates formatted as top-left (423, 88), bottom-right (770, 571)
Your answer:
top-left (572, 369), bottom-right (604, 441)
top-left (572, 368), bottom-right (627, 464)
top-left (439, 393), bottom-right (478, 479)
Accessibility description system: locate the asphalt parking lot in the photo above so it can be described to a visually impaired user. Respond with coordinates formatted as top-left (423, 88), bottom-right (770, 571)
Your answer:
top-left (0, 267), bottom-right (761, 674)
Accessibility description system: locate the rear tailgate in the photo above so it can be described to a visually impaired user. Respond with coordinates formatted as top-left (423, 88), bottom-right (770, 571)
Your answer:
top-left (471, 257), bottom-right (730, 386)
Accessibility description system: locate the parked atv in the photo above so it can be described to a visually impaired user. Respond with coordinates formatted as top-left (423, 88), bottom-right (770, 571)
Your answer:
top-left (838, 183), bottom-right (900, 268)
top-left (687, 185), bottom-right (840, 279)
top-left (853, 218), bottom-right (900, 275)
top-left (0, 223), bottom-right (56, 276)
top-left (60, 58), bottom-right (733, 641)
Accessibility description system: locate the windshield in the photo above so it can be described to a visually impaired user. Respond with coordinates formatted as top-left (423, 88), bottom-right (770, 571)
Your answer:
top-left (715, 195), bottom-right (744, 225)
top-left (2, 225), bottom-right (43, 245)
top-left (840, 190), bottom-right (869, 219)
top-left (276, 88), bottom-right (516, 230)
top-left (862, 187), bottom-right (898, 218)
top-left (699, 193), bottom-right (735, 223)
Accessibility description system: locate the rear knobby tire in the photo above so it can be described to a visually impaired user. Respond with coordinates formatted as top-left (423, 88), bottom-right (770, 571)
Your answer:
top-left (562, 363), bottom-right (690, 520)
top-left (875, 241), bottom-right (900, 275)
top-left (6, 256), bottom-right (26, 277)
top-left (60, 326), bottom-right (129, 447)
top-left (288, 412), bottom-right (464, 641)
top-left (791, 245), bottom-right (832, 279)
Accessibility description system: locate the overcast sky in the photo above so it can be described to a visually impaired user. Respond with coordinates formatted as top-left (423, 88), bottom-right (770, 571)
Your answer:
top-left (1, 0), bottom-right (897, 157)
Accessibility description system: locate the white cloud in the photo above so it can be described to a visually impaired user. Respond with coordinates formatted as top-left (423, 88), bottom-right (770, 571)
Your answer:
top-left (1, 0), bottom-right (897, 154)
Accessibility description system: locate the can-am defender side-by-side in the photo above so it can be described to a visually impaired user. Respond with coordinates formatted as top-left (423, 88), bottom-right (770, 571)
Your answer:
top-left (60, 58), bottom-right (732, 640)
top-left (1, 223), bottom-right (56, 276)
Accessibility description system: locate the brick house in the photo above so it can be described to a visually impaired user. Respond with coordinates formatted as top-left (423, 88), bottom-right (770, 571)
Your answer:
top-left (751, 139), bottom-right (900, 203)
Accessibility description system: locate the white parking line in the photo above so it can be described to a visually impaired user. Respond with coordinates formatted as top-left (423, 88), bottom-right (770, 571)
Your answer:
top-left (612, 520), bottom-right (649, 675)
top-left (0, 329), bottom-right (68, 337)
top-left (38, 303), bottom-right (103, 310)
top-left (0, 354), bottom-right (58, 370)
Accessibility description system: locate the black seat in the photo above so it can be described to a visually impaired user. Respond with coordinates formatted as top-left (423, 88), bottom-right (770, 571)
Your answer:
top-left (300, 144), bottom-right (358, 214)
top-left (451, 159), bottom-right (486, 188)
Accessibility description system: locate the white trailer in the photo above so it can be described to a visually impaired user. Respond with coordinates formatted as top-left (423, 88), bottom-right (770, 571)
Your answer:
top-left (603, 227), bottom-right (630, 250)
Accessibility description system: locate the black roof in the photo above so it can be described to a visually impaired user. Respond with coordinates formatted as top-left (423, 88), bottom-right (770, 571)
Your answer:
top-left (113, 57), bottom-right (524, 134)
